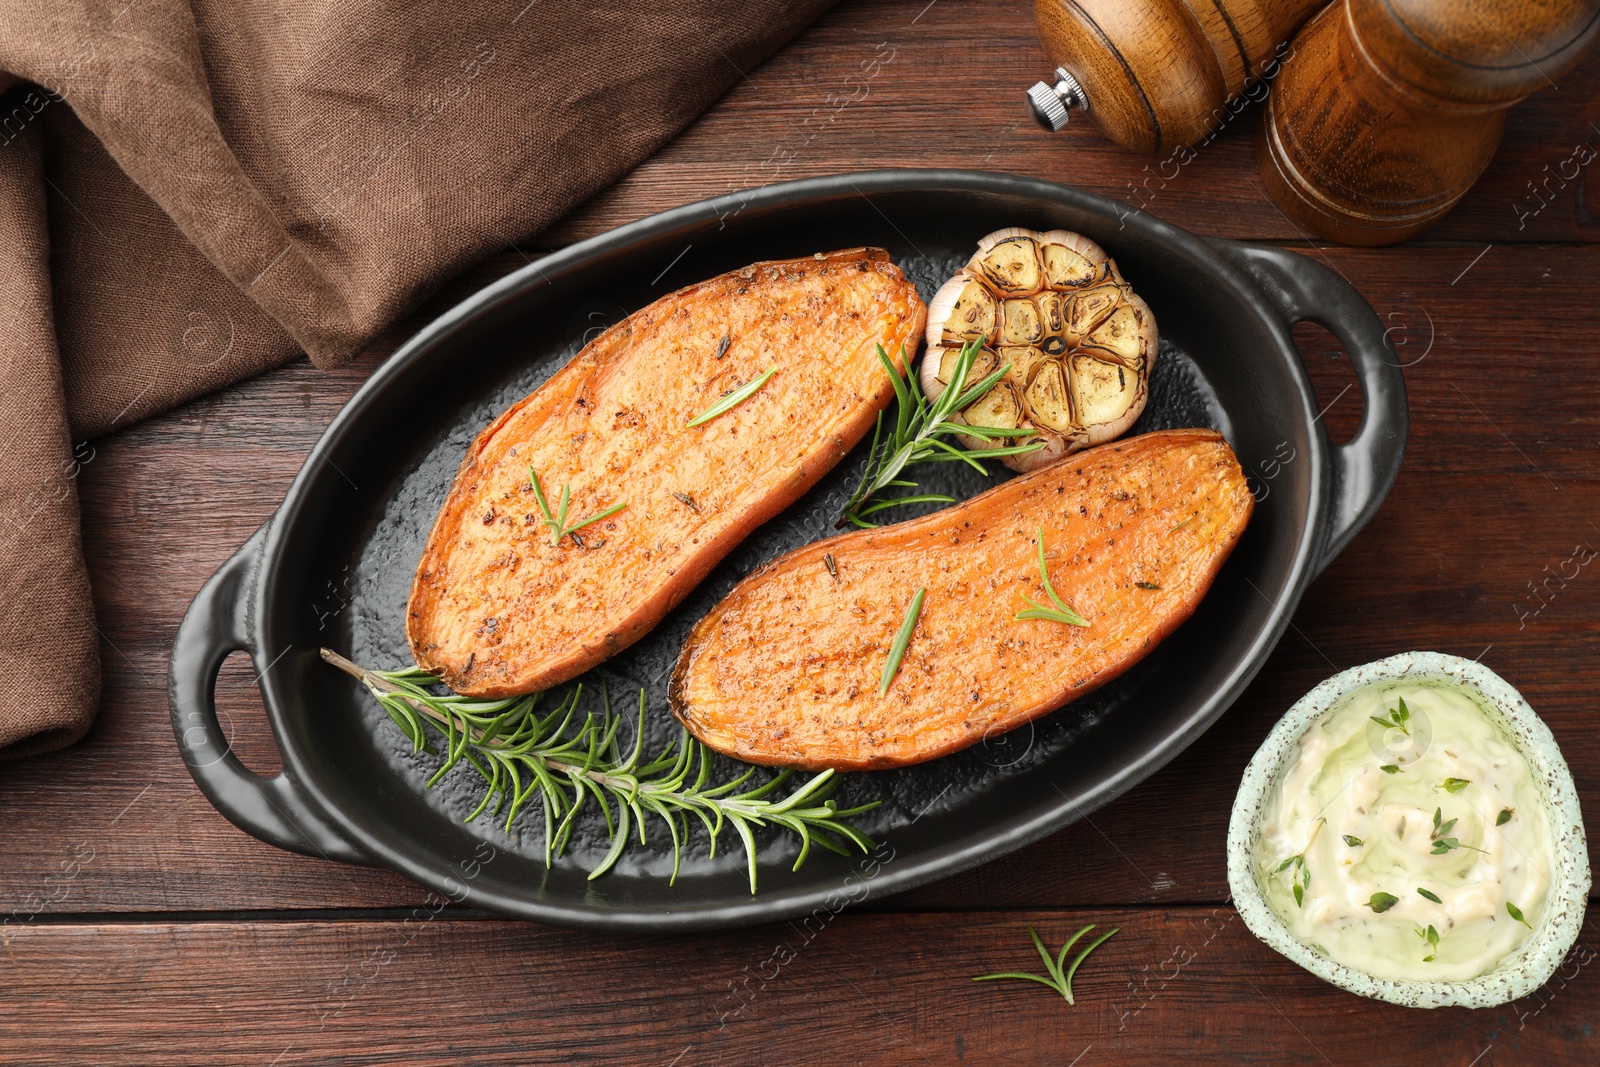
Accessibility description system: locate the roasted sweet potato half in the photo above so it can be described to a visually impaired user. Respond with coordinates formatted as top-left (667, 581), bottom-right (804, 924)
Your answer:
top-left (408, 248), bottom-right (926, 697)
top-left (668, 429), bottom-right (1253, 770)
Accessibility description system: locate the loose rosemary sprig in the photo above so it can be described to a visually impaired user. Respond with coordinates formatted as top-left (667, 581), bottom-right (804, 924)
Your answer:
top-left (529, 467), bottom-right (626, 548)
top-left (321, 650), bottom-right (878, 893)
top-left (838, 339), bottom-right (1042, 528)
top-left (1015, 526), bottom-right (1089, 627)
top-left (972, 924), bottom-right (1119, 1005)
top-left (688, 367), bottom-right (776, 427)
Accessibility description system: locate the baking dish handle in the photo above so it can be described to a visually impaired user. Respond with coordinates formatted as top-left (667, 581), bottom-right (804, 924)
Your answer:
top-left (169, 524), bottom-right (372, 866)
top-left (1210, 240), bottom-right (1408, 576)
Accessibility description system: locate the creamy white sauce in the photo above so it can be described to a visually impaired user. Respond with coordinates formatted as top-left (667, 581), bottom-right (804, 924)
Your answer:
top-left (1255, 680), bottom-right (1552, 982)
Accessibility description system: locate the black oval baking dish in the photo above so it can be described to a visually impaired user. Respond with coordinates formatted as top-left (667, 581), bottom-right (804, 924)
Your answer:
top-left (170, 170), bottom-right (1406, 930)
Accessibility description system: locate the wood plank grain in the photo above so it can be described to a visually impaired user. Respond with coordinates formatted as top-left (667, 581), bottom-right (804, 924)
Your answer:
top-left (541, 0), bottom-right (1600, 247)
top-left (1, 910), bottom-right (1595, 1064)
top-left (1, 244), bottom-right (1595, 915)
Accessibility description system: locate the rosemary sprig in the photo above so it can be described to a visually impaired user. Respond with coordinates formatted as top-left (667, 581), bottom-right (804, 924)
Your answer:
top-left (1369, 697), bottom-right (1411, 736)
top-left (321, 650), bottom-right (878, 893)
top-left (529, 467), bottom-right (626, 548)
top-left (972, 924), bottom-right (1118, 1005)
top-left (688, 367), bottom-right (776, 427)
top-left (878, 588), bottom-right (926, 696)
top-left (1014, 526), bottom-right (1089, 627)
top-left (838, 339), bottom-right (1042, 528)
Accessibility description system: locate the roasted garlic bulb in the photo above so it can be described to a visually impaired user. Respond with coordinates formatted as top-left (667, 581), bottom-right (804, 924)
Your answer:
top-left (921, 227), bottom-right (1156, 472)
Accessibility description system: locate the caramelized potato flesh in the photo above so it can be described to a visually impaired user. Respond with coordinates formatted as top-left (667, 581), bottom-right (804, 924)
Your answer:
top-left (408, 248), bottom-right (926, 697)
top-left (670, 430), bottom-right (1254, 770)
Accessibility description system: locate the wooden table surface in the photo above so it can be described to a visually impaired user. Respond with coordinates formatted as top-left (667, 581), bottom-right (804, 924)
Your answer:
top-left (7, 1), bottom-right (1599, 1062)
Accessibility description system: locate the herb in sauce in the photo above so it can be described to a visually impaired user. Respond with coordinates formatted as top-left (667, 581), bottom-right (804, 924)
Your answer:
top-left (1369, 697), bottom-right (1412, 736)
top-left (1417, 923), bottom-right (1440, 962)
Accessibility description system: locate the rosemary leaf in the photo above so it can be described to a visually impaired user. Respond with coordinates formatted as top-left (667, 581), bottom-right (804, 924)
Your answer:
top-left (1417, 887), bottom-right (1443, 903)
top-left (1015, 527), bottom-right (1089, 627)
top-left (878, 588), bottom-right (926, 696)
top-left (1064, 926), bottom-right (1118, 1005)
top-left (688, 367), bottom-right (776, 427)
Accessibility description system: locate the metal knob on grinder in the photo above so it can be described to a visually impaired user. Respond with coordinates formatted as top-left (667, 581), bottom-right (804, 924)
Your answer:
top-left (1027, 67), bottom-right (1089, 131)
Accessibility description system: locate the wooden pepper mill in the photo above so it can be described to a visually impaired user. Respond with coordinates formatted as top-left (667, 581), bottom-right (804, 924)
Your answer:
top-left (1029, 0), bottom-right (1325, 153)
top-left (1260, 0), bottom-right (1600, 244)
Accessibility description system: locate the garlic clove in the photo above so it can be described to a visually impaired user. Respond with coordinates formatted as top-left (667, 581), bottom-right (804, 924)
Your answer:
top-left (1081, 290), bottom-right (1156, 370)
top-left (998, 345), bottom-right (1048, 391)
top-left (970, 232), bottom-right (1044, 295)
top-left (1069, 353), bottom-right (1143, 443)
top-left (1023, 359), bottom-right (1075, 434)
top-left (957, 380), bottom-right (1025, 450)
top-left (925, 274), bottom-right (999, 349)
top-left (1033, 291), bottom-right (1069, 355)
top-left (1037, 230), bottom-right (1110, 289)
top-left (1000, 297), bottom-right (1045, 347)
top-left (935, 343), bottom-right (1000, 395)
top-left (1062, 281), bottom-right (1123, 346)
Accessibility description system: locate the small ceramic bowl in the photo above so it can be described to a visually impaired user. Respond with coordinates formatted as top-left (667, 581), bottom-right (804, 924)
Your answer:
top-left (1227, 651), bottom-right (1590, 1008)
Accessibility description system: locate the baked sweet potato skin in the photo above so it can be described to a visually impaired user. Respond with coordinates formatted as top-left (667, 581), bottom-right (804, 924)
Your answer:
top-left (408, 248), bottom-right (926, 697)
top-left (668, 429), bottom-right (1254, 770)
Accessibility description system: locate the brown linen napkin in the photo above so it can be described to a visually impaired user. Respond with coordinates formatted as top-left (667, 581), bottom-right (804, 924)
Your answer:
top-left (0, 0), bottom-right (838, 757)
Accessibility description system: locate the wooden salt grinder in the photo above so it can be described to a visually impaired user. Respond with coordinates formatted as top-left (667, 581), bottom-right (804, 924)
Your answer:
top-left (1030, 0), bottom-right (1326, 153)
top-left (1260, 0), bottom-right (1600, 245)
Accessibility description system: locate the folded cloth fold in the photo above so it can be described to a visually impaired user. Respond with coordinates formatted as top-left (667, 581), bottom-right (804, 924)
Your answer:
top-left (0, 0), bottom-right (837, 757)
